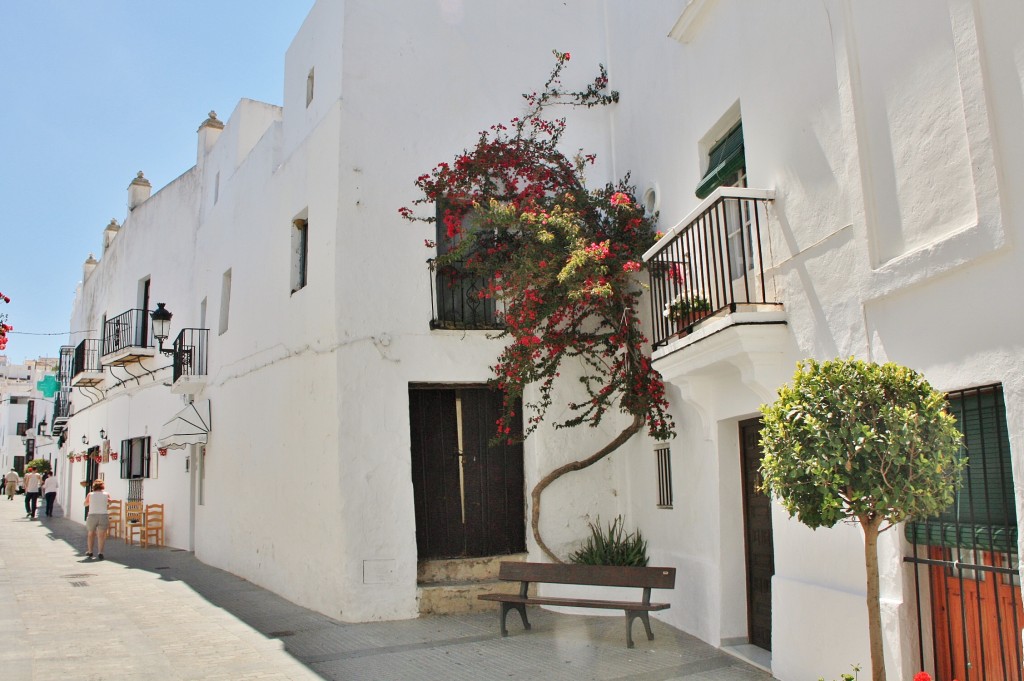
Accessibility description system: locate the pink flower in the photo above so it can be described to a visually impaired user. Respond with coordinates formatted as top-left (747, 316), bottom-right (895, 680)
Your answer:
top-left (914, 673), bottom-right (932, 681)
top-left (622, 261), bottom-right (641, 273)
top-left (564, 52), bottom-right (571, 61)
top-left (609, 192), bottom-right (631, 206)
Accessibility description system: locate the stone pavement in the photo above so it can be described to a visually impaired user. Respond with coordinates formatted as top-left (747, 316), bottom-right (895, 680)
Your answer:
top-left (0, 497), bottom-right (776, 681)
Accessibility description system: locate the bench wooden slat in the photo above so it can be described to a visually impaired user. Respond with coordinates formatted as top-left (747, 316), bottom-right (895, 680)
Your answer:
top-left (478, 593), bottom-right (670, 611)
top-left (497, 561), bottom-right (675, 589)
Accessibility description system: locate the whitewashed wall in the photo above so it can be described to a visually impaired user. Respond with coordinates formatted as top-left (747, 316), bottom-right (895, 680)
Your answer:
top-left (63, 1), bottom-right (1024, 678)
top-left (610, 1), bottom-right (1024, 680)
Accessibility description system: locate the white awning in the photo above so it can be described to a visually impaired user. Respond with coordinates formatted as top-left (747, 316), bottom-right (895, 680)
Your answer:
top-left (157, 400), bottom-right (211, 450)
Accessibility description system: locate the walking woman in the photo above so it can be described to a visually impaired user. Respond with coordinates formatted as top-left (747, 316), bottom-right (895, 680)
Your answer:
top-left (84, 480), bottom-right (110, 559)
top-left (42, 472), bottom-right (58, 517)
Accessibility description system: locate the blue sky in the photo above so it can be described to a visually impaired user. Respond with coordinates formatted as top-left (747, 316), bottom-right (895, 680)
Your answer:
top-left (0, 1), bottom-right (314, 364)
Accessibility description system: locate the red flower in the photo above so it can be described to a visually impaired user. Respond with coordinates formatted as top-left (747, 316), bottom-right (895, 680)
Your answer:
top-left (622, 261), bottom-right (641, 273)
top-left (609, 192), bottom-right (631, 206)
top-left (914, 673), bottom-right (932, 681)
top-left (564, 52), bottom-right (571, 61)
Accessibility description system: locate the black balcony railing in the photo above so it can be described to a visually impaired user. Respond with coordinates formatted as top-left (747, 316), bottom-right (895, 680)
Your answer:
top-left (58, 345), bottom-right (75, 383)
top-left (645, 188), bottom-right (776, 349)
top-left (53, 391), bottom-right (70, 419)
top-left (428, 259), bottom-right (504, 330)
top-left (103, 308), bottom-right (150, 357)
top-left (73, 339), bottom-right (102, 376)
top-left (172, 328), bottom-right (209, 383)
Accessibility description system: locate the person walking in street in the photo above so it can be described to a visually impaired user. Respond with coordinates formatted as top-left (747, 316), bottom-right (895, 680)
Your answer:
top-left (42, 472), bottom-right (58, 517)
top-left (4, 468), bottom-right (18, 500)
top-left (84, 480), bottom-right (110, 559)
top-left (23, 468), bottom-right (42, 519)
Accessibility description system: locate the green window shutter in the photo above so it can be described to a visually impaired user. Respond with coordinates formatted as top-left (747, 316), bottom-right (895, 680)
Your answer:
top-left (906, 385), bottom-right (1017, 552)
top-left (695, 123), bottom-right (745, 199)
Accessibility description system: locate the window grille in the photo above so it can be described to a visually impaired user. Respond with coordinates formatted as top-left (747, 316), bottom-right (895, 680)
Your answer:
top-left (656, 445), bottom-right (673, 508)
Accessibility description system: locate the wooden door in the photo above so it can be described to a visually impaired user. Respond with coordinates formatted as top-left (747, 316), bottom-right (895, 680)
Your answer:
top-left (739, 418), bottom-right (774, 650)
top-left (930, 547), bottom-right (1024, 681)
top-left (409, 386), bottom-right (525, 560)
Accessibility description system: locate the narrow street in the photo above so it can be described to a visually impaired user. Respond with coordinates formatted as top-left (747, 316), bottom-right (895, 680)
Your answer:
top-left (0, 496), bottom-right (775, 681)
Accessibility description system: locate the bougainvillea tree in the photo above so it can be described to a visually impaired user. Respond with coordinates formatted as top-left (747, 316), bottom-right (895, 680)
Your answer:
top-left (401, 52), bottom-right (674, 561)
top-left (0, 290), bottom-right (12, 351)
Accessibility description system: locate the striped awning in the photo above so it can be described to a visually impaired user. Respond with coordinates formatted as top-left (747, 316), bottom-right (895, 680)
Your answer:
top-left (157, 400), bottom-right (211, 450)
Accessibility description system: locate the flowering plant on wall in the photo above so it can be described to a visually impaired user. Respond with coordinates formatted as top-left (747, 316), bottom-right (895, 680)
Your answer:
top-left (0, 290), bottom-right (11, 351)
top-left (401, 51), bottom-right (673, 561)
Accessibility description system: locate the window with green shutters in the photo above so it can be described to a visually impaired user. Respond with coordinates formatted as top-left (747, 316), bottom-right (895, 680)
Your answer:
top-left (906, 384), bottom-right (1016, 552)
top-left (695, 122), bottom-right (745, 199)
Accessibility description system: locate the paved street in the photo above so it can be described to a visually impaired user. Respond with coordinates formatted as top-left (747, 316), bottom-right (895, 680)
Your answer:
top-left (0, 496), bottom-right (775, 681)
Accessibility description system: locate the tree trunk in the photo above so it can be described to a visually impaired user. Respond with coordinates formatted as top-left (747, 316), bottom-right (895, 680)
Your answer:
top-left (861, 515), bottom-right (886, 681)
top-left (530, 414), bottom-right (645, 562)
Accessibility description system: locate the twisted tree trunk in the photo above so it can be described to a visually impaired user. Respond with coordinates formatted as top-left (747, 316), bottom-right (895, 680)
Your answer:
top-left (530, 414), bottom-right (645, 563)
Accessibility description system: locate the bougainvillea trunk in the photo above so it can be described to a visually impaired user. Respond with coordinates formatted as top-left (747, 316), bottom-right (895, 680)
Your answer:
top-left (530, 414), bottom-right (644, 562)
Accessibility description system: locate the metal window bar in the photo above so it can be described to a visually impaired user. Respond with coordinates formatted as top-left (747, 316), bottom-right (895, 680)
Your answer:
top-left (172, 328), bottom-right (209, 382)
top-left (427, 259), bottom-right (505, 330)
top-left (127, 478), bottom-right (143, 503)
top-left (656, 446), bottom-right (673, 509)
top-left (904, 384), bottom-right (1021, 681)
top-left (102, 308), bottom-right (150, 356)
top-left (645, 189), bottom-right (775, 349)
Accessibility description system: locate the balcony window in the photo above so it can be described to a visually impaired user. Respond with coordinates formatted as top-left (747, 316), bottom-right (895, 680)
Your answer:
top-left (696, 122), bottom-right (745, 199)
top-left (428, 201), bottom-right (502, 330)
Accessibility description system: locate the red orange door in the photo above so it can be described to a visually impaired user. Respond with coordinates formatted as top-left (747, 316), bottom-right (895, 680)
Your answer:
top-left (930, 547), bottom-right (1023, 681)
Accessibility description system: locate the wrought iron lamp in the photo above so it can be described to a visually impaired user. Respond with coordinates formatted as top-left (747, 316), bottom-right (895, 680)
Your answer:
top-left (150, 303), bottom-right (175, 356)
top-left (82, 434), bottom-right (88, 445)
top-left (100, 429), bottom-right (106, 440)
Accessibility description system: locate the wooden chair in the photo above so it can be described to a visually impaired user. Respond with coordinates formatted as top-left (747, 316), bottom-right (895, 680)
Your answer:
top-left (106, 498), bottom-right (123, 539)
top-left (141, 503), bottom-right (164, 548)
top-left (124, 501), bottom-right (145, 545)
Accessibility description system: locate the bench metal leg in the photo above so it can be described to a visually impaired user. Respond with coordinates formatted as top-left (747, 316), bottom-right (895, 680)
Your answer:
top-left (624, 611), bottom-right (654, 648)
top-left (500, 602), bottom-right (531, 637)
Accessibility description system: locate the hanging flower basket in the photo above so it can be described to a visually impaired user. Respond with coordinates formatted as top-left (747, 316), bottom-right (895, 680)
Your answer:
top-left (110, 452), bottom-right (118, 461)
top-left (158, 448), bottom-right (168, 457)
top-left (67, 453), bottom-right (75, 461)
top-left (75, 455), bottom-right (82, 462)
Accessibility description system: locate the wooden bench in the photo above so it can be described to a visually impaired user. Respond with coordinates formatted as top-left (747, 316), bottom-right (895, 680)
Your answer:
top-left (478, 561), bottom-right (676, 648)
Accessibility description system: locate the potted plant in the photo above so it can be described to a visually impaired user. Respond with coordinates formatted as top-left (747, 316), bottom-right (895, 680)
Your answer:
top-left (663, 294), bottom-right (711, 331)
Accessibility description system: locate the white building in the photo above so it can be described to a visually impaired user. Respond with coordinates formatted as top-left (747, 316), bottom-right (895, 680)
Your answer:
top-left (0, 356), bottom-right (60, 477)
top-left (60, 2), bottom-right (1022, 680)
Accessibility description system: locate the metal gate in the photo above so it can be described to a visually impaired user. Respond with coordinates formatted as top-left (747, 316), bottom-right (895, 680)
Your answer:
top-left (905, 384), bottom-right (1021, 680)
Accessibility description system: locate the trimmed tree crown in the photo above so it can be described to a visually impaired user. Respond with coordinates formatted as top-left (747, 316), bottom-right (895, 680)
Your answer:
top-left (758, 358), bottom-right (964, 530)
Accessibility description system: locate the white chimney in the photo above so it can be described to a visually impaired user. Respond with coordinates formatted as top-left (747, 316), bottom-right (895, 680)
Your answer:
top-left (128, 171), bottom-right (151, 211)
top-left (197, 110), bottom-right (225, 165)
top-left (83, 253), bottom-right (98, 281)
top-left (102, 218), bottom-right (120, 251)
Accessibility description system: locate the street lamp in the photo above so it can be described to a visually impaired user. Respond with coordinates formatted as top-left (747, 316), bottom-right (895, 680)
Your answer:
top-left (82, 435), bottom-right (88, 445)
top-left (150, 303), bottom-right (175, 356)
top-left (100, 429), bottom-right (106, 440)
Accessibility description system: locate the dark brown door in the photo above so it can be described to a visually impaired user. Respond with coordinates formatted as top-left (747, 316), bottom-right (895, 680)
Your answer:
top-left (409, 386), bottom-right (525, 559)
top-left (740, 417), bottom-right (774, 650)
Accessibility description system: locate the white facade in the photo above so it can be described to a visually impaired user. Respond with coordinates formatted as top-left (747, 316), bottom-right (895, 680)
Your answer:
top-left (0, 356), bottom-right (60, 476)
top-left (60, 2), bottom-right (1022, 679)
